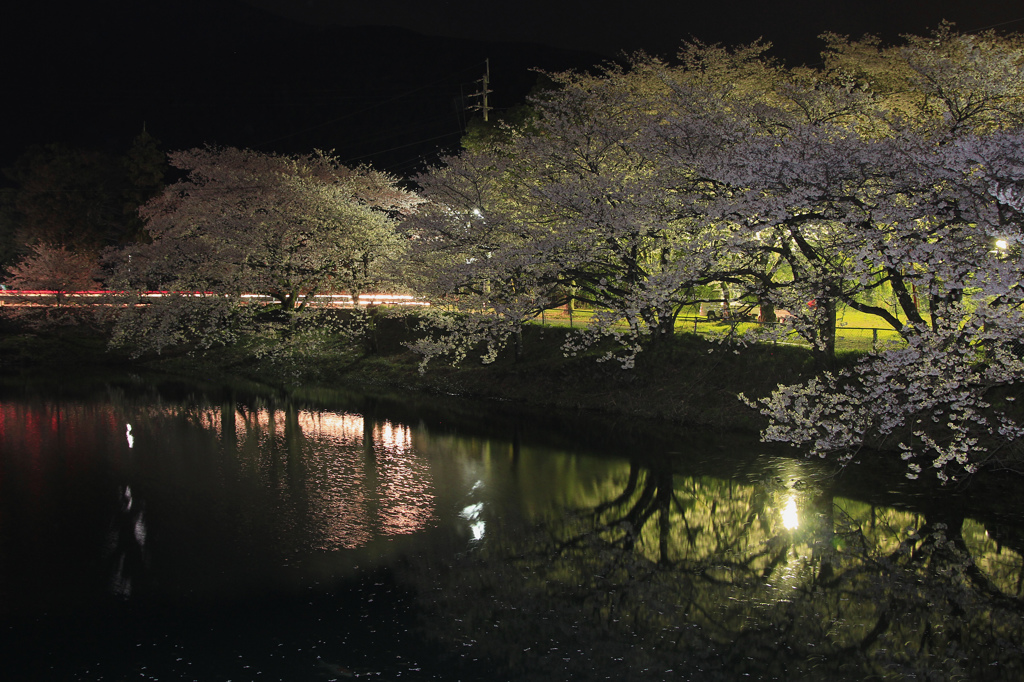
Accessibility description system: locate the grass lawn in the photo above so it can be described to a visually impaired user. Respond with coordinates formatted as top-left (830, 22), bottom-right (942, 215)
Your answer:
top-left (835, 308), bottom-right (906, 351)
top-left (529, 304), bottom-right (907, 353)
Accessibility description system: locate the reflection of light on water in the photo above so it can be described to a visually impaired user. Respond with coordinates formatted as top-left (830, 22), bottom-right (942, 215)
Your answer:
top-left (460, 501), bottom-right (485, 541)
top-left (378, 420), bottom-right (413, 453)
top-left (156, 403), bottom-right (436, 550)
top-left (782, 495), bottom-right (799, 530)
top-left (373, 421), bottom-right (432, 536)
top-left (126, 423), bottom-right (134, 449)
top-left (298, 411), bottom-right (365, 445)
top-left (764, 493), bottom-right (806, 602)
top-left (469, 521), bottom-right (485, 540)
top-left (109, 484), bottom-right (146, 598)
top-left (289, 408), bottom-right (432, 546)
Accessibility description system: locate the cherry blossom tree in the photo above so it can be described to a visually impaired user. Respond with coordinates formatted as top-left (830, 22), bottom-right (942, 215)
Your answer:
top-left (401, 148), bottom-right (559, 366)
top-left (4, 243), bottom-right (97, 306)
top-left (741, 125), bottom-right (1024, 481)
top-left (688, 30), bottom-right (1024, 479)
top-left (404, 56), bottom-right (738, 368)
top-left (107, 147), bottom-right (420, 355)
top-left (652, 30), bottom-right (1024, 368)
top-left (403, 29), bottom-right (1024, 480)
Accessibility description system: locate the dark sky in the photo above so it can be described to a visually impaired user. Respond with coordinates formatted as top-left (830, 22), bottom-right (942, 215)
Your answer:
top-left (3, 0), bottom-right (1023, 176)
top-left (242, 0), bottom-right (1024, 61)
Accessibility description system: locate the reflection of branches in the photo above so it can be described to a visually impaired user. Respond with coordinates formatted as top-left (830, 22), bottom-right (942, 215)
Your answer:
top-left (554, 464), bottom-right (676, 562)
top-left (829, 503), bottom-right (1024, 610)
top-left (407, 466), bottom-right (1024, 681)
top-left (557, 465), bottom-right (780, 571)
top-left (811, 506), bottom-right (1024, 680)
top-left (593, 462), bottom-right (640, 514)
top-left (939, 519), bottom-right (1024, 608)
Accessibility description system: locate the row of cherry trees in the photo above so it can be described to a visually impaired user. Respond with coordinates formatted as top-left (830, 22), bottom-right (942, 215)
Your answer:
top-left (402, 28), bottom-right (1024, 481)
top-left (2, 147), bottom-right (421, 353)
top-left (101, 147), bottom-right (422, 354)
top-left (5, 28), bottom-right (1023, 481)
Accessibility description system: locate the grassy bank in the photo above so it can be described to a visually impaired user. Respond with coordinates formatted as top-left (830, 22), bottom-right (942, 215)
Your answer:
top-left (0, 311), bottom-right (849, 433)
top-left (8, 312), bottom-right (1024, 500)
top-left (353, 325), bottom-right (826, 432)
top-left (158, 318), bottom-right (836, 433)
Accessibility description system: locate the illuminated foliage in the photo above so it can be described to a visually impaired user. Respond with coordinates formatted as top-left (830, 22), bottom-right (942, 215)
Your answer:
top-left (403, 29), bottom-right (1024, 478)
top-left (3, 242), bottom-right (97, 305)
top-left (107, 147), bottom-right (421, 355)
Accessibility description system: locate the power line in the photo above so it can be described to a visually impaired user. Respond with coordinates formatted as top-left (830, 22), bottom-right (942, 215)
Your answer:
top-left (968, 15), bottom-right (1024, 32)
top-left (340, 130), bottom-right (464, 166)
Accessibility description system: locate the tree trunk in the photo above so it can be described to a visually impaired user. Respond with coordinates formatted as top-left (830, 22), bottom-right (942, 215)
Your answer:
top-left (812, 297), bottom-right (837, 371)
top-left (648, 314), bottom-right (675, 346)
top-left (363, 305), bottom-right (380, 354)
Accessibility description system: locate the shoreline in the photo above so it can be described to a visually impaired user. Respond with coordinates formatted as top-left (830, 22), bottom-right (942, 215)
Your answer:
top-left (3, 321), bottom-right (1022, 513)
top-left (0, 319), bottom-right (836, 433)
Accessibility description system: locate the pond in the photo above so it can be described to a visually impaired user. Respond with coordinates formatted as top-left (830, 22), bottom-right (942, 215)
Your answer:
top-left (1, 373), bottom-right (1023, 681)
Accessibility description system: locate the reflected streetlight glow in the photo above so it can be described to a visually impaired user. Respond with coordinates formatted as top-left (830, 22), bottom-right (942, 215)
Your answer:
top-left (460, 501), bottom-right (485, 541)
top-left (782, 495), bottom-right (799, 530)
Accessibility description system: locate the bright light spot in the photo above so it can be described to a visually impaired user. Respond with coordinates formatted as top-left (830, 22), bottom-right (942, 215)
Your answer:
top-left (782, 495), bottom-right (799, 530)
top-left (126, 423), bottom-right (134, 449)
top-left (996, 239), bottom-right (1009, 250)
top-left (471, 208), bottom-right (483, 218)
top-left (460, 502), bottom-right (483, 520)
top-left (460, 502), bottom-right (485, 541)
top-left (469, 521), bottom-right (485, 540)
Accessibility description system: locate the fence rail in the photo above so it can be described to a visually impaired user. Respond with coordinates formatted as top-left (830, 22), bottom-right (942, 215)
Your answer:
top-left (530, 307), bottom-right (904, 352)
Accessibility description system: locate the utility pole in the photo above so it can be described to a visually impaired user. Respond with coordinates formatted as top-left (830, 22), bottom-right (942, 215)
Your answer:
top-left (469, 58), bottom-right (492, 122)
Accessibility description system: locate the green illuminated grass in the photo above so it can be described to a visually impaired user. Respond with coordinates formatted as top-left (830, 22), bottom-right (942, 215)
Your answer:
top-left (529, 305), bottom-right (907, 352)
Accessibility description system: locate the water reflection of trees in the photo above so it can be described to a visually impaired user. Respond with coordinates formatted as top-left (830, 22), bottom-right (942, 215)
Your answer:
top-left (100, 389), bottom-right (437, 555)
top-left (207, 398), bottom-right (436, 550)
top-left (409, 458), bottom-right (1024, 681)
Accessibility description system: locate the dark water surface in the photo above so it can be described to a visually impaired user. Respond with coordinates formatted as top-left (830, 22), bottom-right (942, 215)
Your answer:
top-left (2, 374), bottom-right (1023, 681)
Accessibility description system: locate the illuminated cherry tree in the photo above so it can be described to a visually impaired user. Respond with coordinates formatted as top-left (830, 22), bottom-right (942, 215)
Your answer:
top-left (3, 242), bottom-right (97, 305)
top-left (108, 147), bottom-right (420, 354)
top-left (404, 59), bottom-right (736, 368)
top-left (404, 28), bottom-right (1024, 479)
top-left (742, 127), bottom-right (1024, 481)
top-left (726, 31), bottom-right (1024, 480)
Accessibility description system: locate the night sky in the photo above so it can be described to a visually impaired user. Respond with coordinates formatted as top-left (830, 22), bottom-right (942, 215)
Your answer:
top-left (3, 0), bottom-right (1023, 176)
top-left (243, 0), bottom-right (1024, 59)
